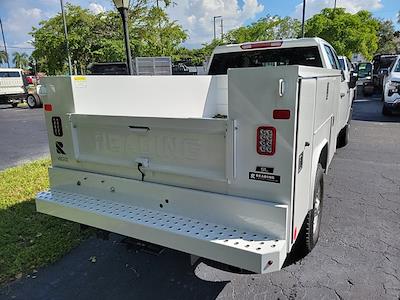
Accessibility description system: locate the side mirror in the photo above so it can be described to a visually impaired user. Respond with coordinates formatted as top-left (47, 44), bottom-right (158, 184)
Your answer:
top-left (381, 68), bottom-right (388, 76)
top-left (349, 72), bottom-right (358, 89)
top-left (340, 70), bottom-right (346, 82)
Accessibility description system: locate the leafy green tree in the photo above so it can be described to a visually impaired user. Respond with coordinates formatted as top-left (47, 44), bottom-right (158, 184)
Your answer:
top-left (173, 39), bottom-right (225, 66)
top-left (12, 52), bottom-right (29, 69)
top-left (0, 50), bottom-right (8, 64)
top-left (174, 16), bottom-right (301, 66)
top-left (376, 20), bottom-right (397, 54)
top-left (305, 8), bottom-right (380, 60)
top-left (30, 2), bottom-right (186, 74)
top-left (225, 16), bottom-right (301, 44)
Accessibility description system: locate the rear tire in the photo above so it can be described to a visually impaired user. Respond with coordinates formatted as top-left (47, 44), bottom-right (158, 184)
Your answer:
top-left (382, 105), bottom-right (392, 116)
top-left (27, 94), bottom-right (40, 109)
top-left (296, 164), bottom-right (324, 255)
top-left (337, 125), bottom-right (349, 148)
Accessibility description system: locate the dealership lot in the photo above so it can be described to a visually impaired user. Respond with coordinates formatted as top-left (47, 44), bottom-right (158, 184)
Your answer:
top-left (0, 97), bottom-right (399, 300)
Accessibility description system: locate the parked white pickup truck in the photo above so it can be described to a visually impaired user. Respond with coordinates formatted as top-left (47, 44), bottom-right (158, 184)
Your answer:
top-left (36, 38), bottom-right (355, 274)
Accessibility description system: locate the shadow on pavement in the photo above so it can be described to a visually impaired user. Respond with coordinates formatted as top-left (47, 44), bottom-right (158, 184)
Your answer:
top-left (352, 95), bottom-right (400, 123)
top-left (0, 234), bottom-right (228, 300)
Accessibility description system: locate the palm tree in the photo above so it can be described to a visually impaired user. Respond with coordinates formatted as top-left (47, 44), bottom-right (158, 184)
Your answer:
top-left (0, 50), bottom-right (8, 64)
top-left (12, 52), bottom-right (29, 69)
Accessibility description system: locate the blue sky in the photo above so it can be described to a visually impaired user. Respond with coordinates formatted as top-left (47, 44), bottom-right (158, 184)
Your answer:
top-left (0, 0), bottom-right (399, 66)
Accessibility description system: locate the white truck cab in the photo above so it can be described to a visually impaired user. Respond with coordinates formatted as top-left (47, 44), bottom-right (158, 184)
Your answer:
top-left (382, 55), bottom-right (400, 115)
top-left (36, 38), bottom-right (353, 274)
top-left (0, 68), bottom-right (27, 107)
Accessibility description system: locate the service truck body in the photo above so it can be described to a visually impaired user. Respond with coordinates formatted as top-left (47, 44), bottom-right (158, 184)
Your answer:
top-left (36, 38), bottom-right (352, 273)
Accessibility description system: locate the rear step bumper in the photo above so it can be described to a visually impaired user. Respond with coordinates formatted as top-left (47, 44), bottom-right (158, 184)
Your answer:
top-left (36, 189), bottom-right (287, 273)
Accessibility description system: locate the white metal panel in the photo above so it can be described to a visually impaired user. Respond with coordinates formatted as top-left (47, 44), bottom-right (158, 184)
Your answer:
top-left (227, 66), bottom-right (299, 204)
top-left (70, 75), bottom-right (228, 118)
top-left (291, 78), bottom-right (316, 245)
top-left (69, 114), bottom-right (228, 182)
top-left (47, 167), bottom-right (288, 239)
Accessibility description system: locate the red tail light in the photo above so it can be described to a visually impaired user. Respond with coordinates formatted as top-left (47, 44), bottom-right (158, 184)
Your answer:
top-left (273, 109), bottom-right (290, 119)
top-left (256, 126), bottom-right (276, 155)
top-left (44, 104), bottom-right (53, 112)
top-left (240, 41), bottom-right (283, 50)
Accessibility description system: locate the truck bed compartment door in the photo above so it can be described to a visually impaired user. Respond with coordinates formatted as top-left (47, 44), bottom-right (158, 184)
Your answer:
top-left (292, 78), bottom-right (316, 243)
top-left (68, 114), bottom-right (230, 182)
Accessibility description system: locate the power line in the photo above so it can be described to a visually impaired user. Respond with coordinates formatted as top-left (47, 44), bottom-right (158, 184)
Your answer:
top-left (0, 46), bottom-right (35, 50)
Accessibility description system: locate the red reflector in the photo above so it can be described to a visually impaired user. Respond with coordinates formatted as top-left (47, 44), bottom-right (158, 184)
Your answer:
top-left (256, 126), bottom-right (276, 156)
top-left (240, 41), bottom-right (283, 50)
top-left (44, 104), bottom-right (53, 112)
top-left (273, 109), bottom-right (290, 119)
top-left (293, 226), bottom-right (298, 241)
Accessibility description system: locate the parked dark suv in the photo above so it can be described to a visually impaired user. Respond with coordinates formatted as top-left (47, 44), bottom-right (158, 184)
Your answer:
top-left (372, 54), bottom-right (398, 92)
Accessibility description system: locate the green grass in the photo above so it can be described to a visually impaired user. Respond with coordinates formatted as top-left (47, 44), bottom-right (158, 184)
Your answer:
top-left (17, 102), bottom-right (28, 108)
top-left (0, 159), bottom-right (89, 284)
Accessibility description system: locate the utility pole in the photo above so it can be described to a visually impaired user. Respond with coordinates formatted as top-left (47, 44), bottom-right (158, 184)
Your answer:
top-left (220, 18), bottom-right (224, 40)
top-left (301, 0), bottom-right (306, 38)
top-left (334, 0), bottom-right (337, 10)
top-left (60, 0), bottom-right (73, 75)
top-left (0, 18), bottom-right (10, 68)
top-left (213, 16), bottom-right (222, 40)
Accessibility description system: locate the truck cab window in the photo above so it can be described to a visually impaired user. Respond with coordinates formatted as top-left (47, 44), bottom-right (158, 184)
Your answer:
top-left (324, 45), bottom-right (340, 70)
top-left (208, 46), bottom-right (323, 75)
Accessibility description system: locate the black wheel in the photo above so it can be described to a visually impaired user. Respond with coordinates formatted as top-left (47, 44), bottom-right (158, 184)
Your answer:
top-left (382, 106), bottom-right (392, 116)
top-left (27, 94), bottom-right (38, 109)
top-left (296, 164), bottom-right (324, 256)
top-left (337, 125), bottom-right (349, 148)
top-left (306, 164), bottom-right (324, 251)
top-left (363, 90), bottom-right (372, 97)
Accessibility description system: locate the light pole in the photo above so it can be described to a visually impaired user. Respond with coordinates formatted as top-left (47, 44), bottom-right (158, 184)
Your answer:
top-left (60, 0), bottom-right (73, 75)
top-left (301, 0), bottom-right (306, 38)
top-left (0, 17), bottom-right (10, 68)
top-left (213, 16), bottom-right (222, 40)
top-left (113, 0), bottom-right (133, 75)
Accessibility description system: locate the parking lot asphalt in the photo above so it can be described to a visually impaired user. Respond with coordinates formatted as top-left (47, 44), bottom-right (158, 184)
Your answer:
top-left (0, 105), bottom-right (49, 170)
top-left (0, 97), bottom-right (399, 300)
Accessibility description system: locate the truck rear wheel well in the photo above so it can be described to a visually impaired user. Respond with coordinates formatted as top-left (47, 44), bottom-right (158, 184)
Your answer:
top-left (318, 144), bottom-right (328, 171)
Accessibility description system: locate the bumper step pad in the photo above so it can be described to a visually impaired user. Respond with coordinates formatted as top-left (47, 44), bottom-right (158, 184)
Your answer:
top-left (36, 190), bottom-right (286, 273)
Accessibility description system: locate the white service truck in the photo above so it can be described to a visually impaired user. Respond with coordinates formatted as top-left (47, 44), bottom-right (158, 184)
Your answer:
top-left (36, 38), bottom-right (355, 274)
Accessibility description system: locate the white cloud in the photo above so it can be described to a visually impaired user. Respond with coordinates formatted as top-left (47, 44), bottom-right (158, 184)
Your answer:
top-left (294, 0), bottom-right (383, 19)
top-left (5, 8), bottom-right (43, 33)
top-left (89, 2), bottom-right (106, 15)
top-left (168, 0), bottom-right (264, 47)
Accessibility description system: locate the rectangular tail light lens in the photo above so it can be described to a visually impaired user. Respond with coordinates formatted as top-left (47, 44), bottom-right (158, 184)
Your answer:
top-left (257, 126), bottom-right (276, 155)
top-left (240, 41), bottom-right (283, 50)
top-left (273, 109), bottom-right (291, 119)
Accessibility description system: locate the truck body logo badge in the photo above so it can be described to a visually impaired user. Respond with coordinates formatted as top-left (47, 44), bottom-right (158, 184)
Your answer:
top-left (56, 141), bottom-right (66, 155)
top-left (256, 166), bottom-right (274, 173)
top-left (249, 172), bottom-right (280, 183)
